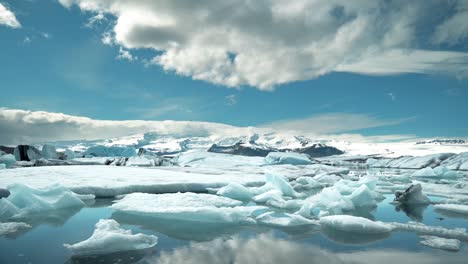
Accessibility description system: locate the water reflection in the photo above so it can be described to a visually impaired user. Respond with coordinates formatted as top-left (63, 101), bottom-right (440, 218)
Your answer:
top-left (395, 203), bottom-right (428, 222)
top-left (138, 234), bottom-right (467, 264)
top-left (112, 211), bottom-right (264, 242)
top-left (320, 226), bottom-right (390, 245)
top-left (65, 248), bottom-right (155, 264)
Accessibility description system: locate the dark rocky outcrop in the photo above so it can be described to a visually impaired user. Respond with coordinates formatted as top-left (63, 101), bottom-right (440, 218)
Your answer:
top-left (13, 145), bottom-right (42, 161)
top-left (208, 143), bottom-right (272, 157)
top-left (289, 144), bottom-right (344, 158)
top-left (208, 142), bottom-right (344, 158)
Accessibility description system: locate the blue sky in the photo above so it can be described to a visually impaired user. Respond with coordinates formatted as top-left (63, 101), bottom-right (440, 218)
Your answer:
top-left (0, 0), bottom-right (467, 140)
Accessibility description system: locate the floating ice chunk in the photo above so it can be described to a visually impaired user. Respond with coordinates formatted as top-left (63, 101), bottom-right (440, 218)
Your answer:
top-left (313, 173), bottom-right (342, 185)
top-left (264, 174), bottom-right (299, 197)
top-left (64, 149), bottom-right (76, 160)
top-left (390, 221), bottom-right (468, 240)
top-left (348, 185), bottom-right (378, 208)
top-left (411, 166), bottom-right (460, 179)
top-left (394, 184), bottom-right (431, 205)
top-left (256, 212), bottom-right (318, 227)
top-left (434, 204), bottom-right (468, 215)
top-left (41, 144), bottom-right (58, 159)
top-left (4, 184), bottom-right (94, 218)
top-left (0, 222), bottom-right (31, 236)
top-left (0, 154), bottom-right (16, 168)
top-left (439, 152), bottom-right (468, 171)
top-left (0, 199), bottom-right (21, 220)
top-left (319, 215), bottom-right (393, 234)
top-left (264, 152), bottom-right (312, 165)
top-left (0, 164), bottom-right (5, 170)
top-left (252, 189), bottom-right (284, 203)
top-left (419, 236), bottom-right (460, 251)
top-left (367, 153), bottom-right (454, 169)
top-left (64, 219), bottom-right (157, 256)
top-left (83, 145), bottom-right (137, 157)
top-left (216, 183), bottom-right (254, 201)
top-left (111, 192), bottom-right (267, 224)
top-left (176, 150), bottom-right (264, 168)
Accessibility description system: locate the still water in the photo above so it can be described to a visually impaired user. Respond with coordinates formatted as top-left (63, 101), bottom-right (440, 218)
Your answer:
top-left (1, 194), bottom-right (467, 264)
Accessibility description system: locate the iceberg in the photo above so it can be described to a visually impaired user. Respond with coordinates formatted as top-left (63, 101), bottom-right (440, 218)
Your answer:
top-left (0, 222), bottom-right (31, 236)
top-left (319, 215), bottom-right (393, 234)
top-left (0, 154), bottom-right (16, 168)
top-left (83, 145), bottom-right (137, 158)
top-left (1, 184), bottom-right (93, 219)
top-left (264, 152), bottom-right (312, 165)
top-left (64, 219), bottom-right (157, 255)
top-left (439, 152), bottom-right (468, 171)
top-left (111, 192), bottom-right (268, 224)
top-left (41, 144), bottom-right (58, 159)
top-left (348, 185), bottom-right (378, 208)
top-left (419, 235), bottom-right (460, 251)
top-left (64, 149), bottom-right (76, 160)
top-left (366, 153), bottom-right (455, 169)
top-left (263, 174), bottom-right (300, 198)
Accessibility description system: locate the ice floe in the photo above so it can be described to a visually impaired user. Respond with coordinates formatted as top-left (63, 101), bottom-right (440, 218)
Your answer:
top-left (419, 236), bottom-right (460, 251)
top-left (394, 184), bottom-right (431, 205)
top-left (0, 165), bottom-right (265, 196)
top-left (111, 192), bottom-right (268, 224)
top-left (411, 166), bottom-right (460, 180)
top-left (83, 145), bottom-right (137, 158)
top-left (256, 212), bottom-right (318, 227)
top-left (319, 215), bottom-right (393, 234)
top-left (64, 219), bottom-right (157, 255)
top-left (0, 183), bottom-right (93, 220)
top-left (434, 204), bottom-right (468, 215)
top-left (0, 221), bottom-right (31, 236)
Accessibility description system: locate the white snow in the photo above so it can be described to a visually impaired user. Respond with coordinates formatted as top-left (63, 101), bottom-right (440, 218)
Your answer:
top-left (64, 219), bottom-right (157, 255)
top-left (434, 204), bottom-right (468, 215)
top-left (111, 192), bottom-right (268, 224)
top-left (419, 236), bottom-right (460, 251)
top-left (0, 165), bottom-right (265, 197)
top-left (264, 152), bottom-right (312, 165)
top-left (0, 222), bottom-right (31, 236)
top-left (319, 215), bottom-right (393, 234)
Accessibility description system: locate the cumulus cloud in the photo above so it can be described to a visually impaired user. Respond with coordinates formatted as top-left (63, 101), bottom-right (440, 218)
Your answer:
top-left (0, 108), bottom-right (415, 145)
top-left (264, 113), bottom-right (414, 134)
top-left (58, 0), bottom-right (468, 90)
top-left (0, 108), bottom-right (241, 145)
top-left (0, 3), bottom-right (21, 28)
top-left (116, 47), bottom-right (136, 61)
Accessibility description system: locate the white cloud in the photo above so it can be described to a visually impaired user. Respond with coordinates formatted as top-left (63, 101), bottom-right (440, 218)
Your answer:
top-left (225, 94), bottom-right (237, 106)
top-left (0, 108), bottom-right (240, 145)
top-left (0, 3), bottom-right (21, 28)
top-left (432, 0), bottom-right (468, 45)
top-left (0, 108), bottom-right (416, 145)
top-left (388, 93), bottom-right (396, 101)
top-left (58, 0), bottom-right (468, 90)
top-left (116, 47), bottom-right (136, 61)
top-left (264, 113), bottom-right (414, 134)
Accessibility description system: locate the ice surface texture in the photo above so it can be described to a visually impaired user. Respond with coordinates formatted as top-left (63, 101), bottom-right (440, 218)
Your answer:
top-left (434, 204), bottom-right (468, 215)
top-left (64, 219), bottom-right (157, 255)
top-left (0, 183), bottom-right (93, 220)
top-left (0, 165), bottom-right (265, 197)
top-left (320, 215), bottom-right (393, 234)
top-left (111, 192), bottom-right (268, 224)
top-left (419, 236), bottom-right (460, 251)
